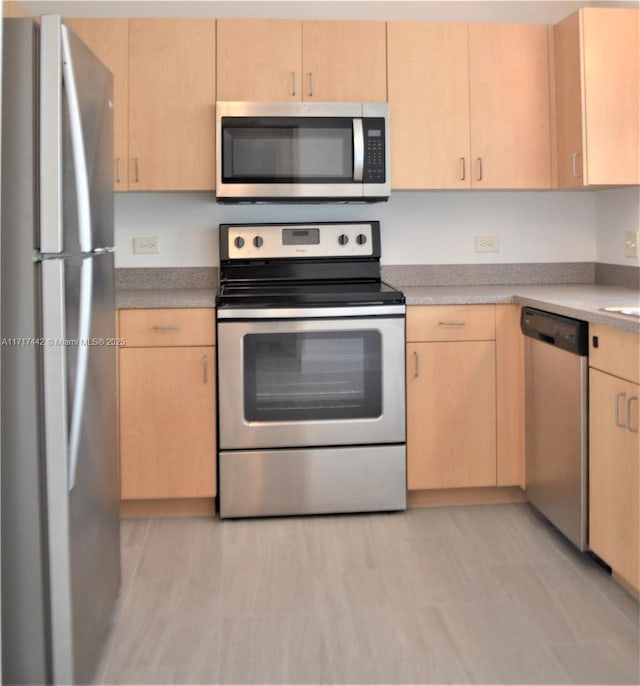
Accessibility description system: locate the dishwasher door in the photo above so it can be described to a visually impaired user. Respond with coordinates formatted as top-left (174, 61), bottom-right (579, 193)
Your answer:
top-left (522, 307), bottom-right (589, 551)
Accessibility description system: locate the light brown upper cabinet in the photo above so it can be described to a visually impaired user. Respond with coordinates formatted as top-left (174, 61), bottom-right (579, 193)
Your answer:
top-left (3, 1), bottom-right (30, 17)
top-left (388, 22), bottom-right (551, 189)
top-left (553, 8), bottom-right (639, 187)
top-left (301, 21), bottom-right (387, 102)
top-left (387, 23), bottom-right (470, 189)
top-left (128, 19), bottom-right (216, 191)
top-left (65, 19), bottom-right (130, 190)
top-left (216, 19), bottom-right (302, 101)
top-left (216, 19), bottom-right (386, 102)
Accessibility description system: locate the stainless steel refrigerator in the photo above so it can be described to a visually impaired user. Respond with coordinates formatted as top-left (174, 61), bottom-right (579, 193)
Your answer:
top-left (1, 15), bottom-right (120, 684)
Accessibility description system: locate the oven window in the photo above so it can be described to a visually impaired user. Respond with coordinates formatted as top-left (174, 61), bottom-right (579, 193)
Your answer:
top-left (222, 117), bottom-right (354, 183)
top-left (243, 330), bottom-right (382, 422)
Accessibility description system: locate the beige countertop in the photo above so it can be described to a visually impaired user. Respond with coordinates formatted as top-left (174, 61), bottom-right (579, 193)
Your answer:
top-left (116, 283), bottom-right (639, 334)
top-left (116, 288), bottom-right (216, 309)
top-left (403, 284), bottom-right (640, 333)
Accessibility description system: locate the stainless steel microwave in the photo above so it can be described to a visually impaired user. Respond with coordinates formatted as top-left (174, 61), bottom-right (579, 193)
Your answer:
top-left (215, 101), bottom-right (390, 203)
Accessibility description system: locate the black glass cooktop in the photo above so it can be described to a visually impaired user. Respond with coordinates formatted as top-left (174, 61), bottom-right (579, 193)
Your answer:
top-left (216, 279), bottom-right (405, 308)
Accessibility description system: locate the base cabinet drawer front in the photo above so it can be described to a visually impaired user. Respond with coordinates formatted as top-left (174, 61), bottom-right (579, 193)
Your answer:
top-left (406, 304), bottom-right (496, 342)
top-left (407, 340), bottom-right (497, 490)
top-left (589, 368), bottom-right (639, 591)
top-left (119, 308), bottom-right (215, 347)
top-left (589, 324), bottom-right (639, 384)
top-left (119, 345), bottom-right (217, 500)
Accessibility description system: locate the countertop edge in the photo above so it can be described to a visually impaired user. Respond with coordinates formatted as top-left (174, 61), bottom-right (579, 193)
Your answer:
top-left (115, 288), bottom-right (216, 310)
top-left (115, 285), bottom-right (640, 334)
top-left (403, 285), bottom-right (640, 334)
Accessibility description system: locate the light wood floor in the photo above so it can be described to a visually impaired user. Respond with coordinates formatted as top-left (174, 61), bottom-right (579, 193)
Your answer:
top-left (94, 503), bottom-right (639, 684)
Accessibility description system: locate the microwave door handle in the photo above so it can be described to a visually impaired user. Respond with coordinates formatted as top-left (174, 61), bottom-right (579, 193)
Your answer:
top-left (353, 118), bottom-right (364, 182)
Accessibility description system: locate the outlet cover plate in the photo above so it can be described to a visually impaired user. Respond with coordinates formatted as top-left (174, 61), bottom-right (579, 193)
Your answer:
top-left (625, 230), bottom-right (638, 258)
top-left (133, 236), bottom-right (159, 254)
top-left (475, 235), bottom-right (500, 253)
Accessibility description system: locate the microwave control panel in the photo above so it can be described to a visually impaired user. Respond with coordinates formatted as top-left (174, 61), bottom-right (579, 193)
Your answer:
top-left (363, 118), bottom-right (386, 184)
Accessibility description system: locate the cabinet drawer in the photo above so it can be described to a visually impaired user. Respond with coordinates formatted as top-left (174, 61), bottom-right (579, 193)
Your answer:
top-left (119, 308), bottom-right (215, 347)
top-left (590, 324), bottom-right (639, 384)
top-left (406, 305), bottom-right (495, 342)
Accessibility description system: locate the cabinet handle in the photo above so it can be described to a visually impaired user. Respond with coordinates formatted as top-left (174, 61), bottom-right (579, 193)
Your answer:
top-left (308, 72), bottom-right (314, 97)
top-left (438, 321), bottom-right (465, 327)
top-left (459, 157), bottom-right (466, 181)
top-left (290, 72), bottom-right (296, 96)
top-left (116, 158), bottom-right (122, 184)
top-left (627, 396), bottom-right (638, 433)
top-left (134, 158), bottom-right (140, 183)
top-left (571, 151), bottom-right (583, 179)
top-left (413, 350), bottom-right (419, 378)
top-left (152, 325), bottom-right (181, 332)
top-left (476, 157), bottom-right (483, 181)
top-left (615, 392), bottom-right (627, 428)
top-left (203, 355), bottom-right (209, 384)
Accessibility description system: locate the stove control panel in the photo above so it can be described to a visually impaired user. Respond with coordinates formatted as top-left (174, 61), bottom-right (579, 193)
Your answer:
top-left (225, 222), bottom-right (375, 260)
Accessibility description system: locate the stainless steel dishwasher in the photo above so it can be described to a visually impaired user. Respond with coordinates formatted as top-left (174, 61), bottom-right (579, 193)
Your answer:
top-left (521, 307), bottom-right (589, 550)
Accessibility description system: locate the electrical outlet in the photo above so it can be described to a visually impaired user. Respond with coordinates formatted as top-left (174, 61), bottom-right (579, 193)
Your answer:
top-left (625, 230), bottom-right (638, 258)
top-left (133, 236), bottom-right (159, 254)
top-left (474, 236), bottom-right (500, 253)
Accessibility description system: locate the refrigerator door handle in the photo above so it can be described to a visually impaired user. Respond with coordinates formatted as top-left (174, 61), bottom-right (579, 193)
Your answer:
top-left (68, 257), bottom-right (94, 490)
top-left (61, 23), bottom-right (93, 253)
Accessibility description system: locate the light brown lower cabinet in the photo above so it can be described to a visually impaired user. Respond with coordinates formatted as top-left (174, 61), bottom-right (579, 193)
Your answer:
top-left (589, 325), bottom-right (639, 592)
top-left (407, 338), bottom-right (496, 489)
top-left (406, 304), bottom-right (524, 491)
top-left (118, 309), bottom-right (216, 501)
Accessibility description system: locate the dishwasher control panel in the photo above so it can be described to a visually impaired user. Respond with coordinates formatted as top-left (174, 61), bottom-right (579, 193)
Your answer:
top-left (520, 307), bottom-right (588, 356)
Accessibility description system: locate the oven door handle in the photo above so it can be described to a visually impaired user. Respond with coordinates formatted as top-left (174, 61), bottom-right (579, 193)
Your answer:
top-left (353, 118), bottom-right (364, 182)
top-left (216, 304), bottom-right (406, 320)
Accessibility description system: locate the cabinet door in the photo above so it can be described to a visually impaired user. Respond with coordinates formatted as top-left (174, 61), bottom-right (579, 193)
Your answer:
top-left (407, 340), bottom-right (497, 490)
top-left (552, 11), bottom-right (583, 188)
top-left (496, 304), bottom-right (524, 487)
top-left (301, 21), bottom-right (387, 102)
top-left (3, 2), bottom-right (30, 18)
top-left (65, 19), bottom-right (129, 190)
top-left (387, 22), bottom-right (470, 189)
top-left (119, 346), bottom-right (216, 499)
top-left (469, 23), bottom-right (551, 189)
top-left (216, 19), bottom-right (302, 101)
top-left (589, 369), bottom-right (639, 591)
top-left (128, 19), bottom-right (216, 191)
top-left (581, 8), bottom-right (640, 186)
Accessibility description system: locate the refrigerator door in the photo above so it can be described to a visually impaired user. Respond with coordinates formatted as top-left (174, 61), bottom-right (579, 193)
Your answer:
top-left (41, 15), bottom-right (114, 255)
top-left (39, 16), bottom-right (120, 685)
top-left (41, 251), bottom-right (120, 685)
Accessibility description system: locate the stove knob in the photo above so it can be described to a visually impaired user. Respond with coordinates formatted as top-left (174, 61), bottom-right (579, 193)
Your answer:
top-left (253, 236), bottom-right (264, 248)
top-left (234, 236), bottom-right (245, 249)
top-left (338, 234), bottom-right (349, 246)
top-left (356, 233), bottom-right (367, 245)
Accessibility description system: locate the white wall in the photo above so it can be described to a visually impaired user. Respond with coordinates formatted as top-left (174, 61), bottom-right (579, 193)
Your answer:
top-left (594, 186), bottom-right (640, 267)
top-left (17, 0), bottom-right (616, 23)
top-left (114, 190), bottom-right (599, 267)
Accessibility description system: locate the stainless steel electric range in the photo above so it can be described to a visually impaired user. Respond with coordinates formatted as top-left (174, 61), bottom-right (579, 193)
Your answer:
top-left (216, 221), bottom-right (406, 518)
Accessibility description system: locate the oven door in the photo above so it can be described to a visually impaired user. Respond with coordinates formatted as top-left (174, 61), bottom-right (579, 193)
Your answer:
top-left (217, 308), bottom-right (405, 450)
